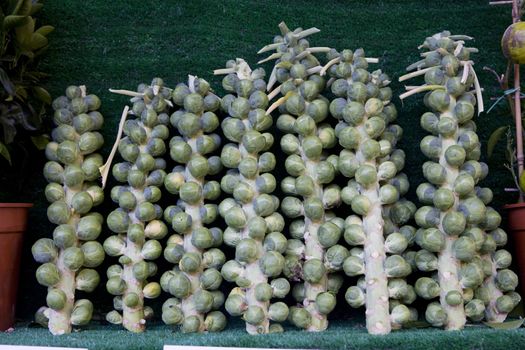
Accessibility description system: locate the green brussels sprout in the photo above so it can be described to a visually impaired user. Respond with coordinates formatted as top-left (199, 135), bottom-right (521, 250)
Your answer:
top-left (345, 286), bottom-right (365, 308)
top-left (103, 235), bottom-right (126, 257)
top-left (496, 269), bottom-right (519, 292)
top-left (303, 258), bottom-right (326, 283)
top-left (162, 299), bottom-right (184, 325)
top-left (263, 232), bottom-right (288, 253)
top-left (71, 299), bottom-right (93, 326)
top-left (225, 291), bottom-right (247, 316)
top-left (166, 272), bottom-right (191, 299)
top-left (200, 268), bottom-right (223, 291)
top-left (76, 269), bottom-right (100, 292)
top-left (325, 244), bottom-right (350, 271)
top-left (385, 255), bottom-right (411, 278)
top-left (385, 232), bottom-right (408, 254)
top-left (415, 206), bottom-right (440, 228)
top-left (415, 277), bottom-right (440, 300)
top-left (343, 256), bottom-right (365, 277)
top-left (415, 249), bottom-right (438, 272)
top-left (465, 299), bottom-right (485, 321)
top-left (425, 302), bottom-right (447, 327)
top-left (204, 311), bottom-right (227, 332)
top-left (32, 238), bottom-right (58, 263)
top-left (344, 224), bottom-right (366, 246)
top-left (47, 288), bottom-right (67, 310)
top-left (106, 276), bottom-right (126, 296)
top-left (47, 200), bottom-right (71, 225)
top-left (452, 236), bottom-right (476, 262)
top-left (81, 241), bottom-right (104, 268)
top-left (351, 195), bottom-right (371, 216)
top-left (289, 307), bottom-right (312, 329)
top-left (420, 135), bottom-right (442, 159)
top-left (260, 251), bottom-right (285, 277)
top-left (460, 262), bottom-right (484, 289)
top-left (316, 292), bottom-right (336, 315)
top-left (318, 222), bottom-right (342, 248)
top-left (493, 249), bottom-right (512, 269)
top-left (416, 228), bottom-right (445, 253)
top-left (182, 315), bottom-right (201, 333)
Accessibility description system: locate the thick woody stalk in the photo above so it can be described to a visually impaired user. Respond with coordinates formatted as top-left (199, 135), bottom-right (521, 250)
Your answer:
top-left (217, 59), bottom-right (289, 334)
top-left (34, 86), bottom-right (105, 334)
top-left (104, 78), bottom-right (170, 332)
top-left (161, 76), bottom-right (227, 333)
top-left (404, 31), bottom-right (520, 329)
top-left (327, 49), bottom-right (416, 334)
top-left (260, 23), bottom-right (341, 331)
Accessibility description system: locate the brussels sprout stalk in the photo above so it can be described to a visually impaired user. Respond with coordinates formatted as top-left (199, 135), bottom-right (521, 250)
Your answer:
top-left (404, 31), bottom-right (520, 329)
top-left (105, 78), bottom-right (170, 332)
top-left (162, 76), bottom-right (226, 333)
top-left (326, 48), bottom-right (417, 334)
top-left (216, 59), bottom-right (288, 334)
top-left (260, 23), bottom-right (341, 332)
top-left (34, 86), bottom-right (105, 334)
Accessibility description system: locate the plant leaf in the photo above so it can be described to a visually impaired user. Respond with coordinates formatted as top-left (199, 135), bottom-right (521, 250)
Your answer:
top-left (3, 15), bottom-right (27, 30)
top-left (0, 141), bottom-right (11, 165)
top-left (0, 113), bottom-right (17, 144)
top-left (29, 32), bottom-right (47, 50)
top-left (0, 67), bottom-right (16, 96)
top-left (30, 134), bottom-right (49, 150)
top-left (16, 0), bottom-right (32, 16)
top-left (32, 86), bottom-right (51, 104)
top-left (29, 3), bottom-right (43, 15)
top-left (488, 125), bottom-right (509, 158)
top-left (35, 25), bottom-right (54, 36)
top-left (15, 16), bottom-right (34, 44)
top-left (484, 319), bottom-right (524, 330)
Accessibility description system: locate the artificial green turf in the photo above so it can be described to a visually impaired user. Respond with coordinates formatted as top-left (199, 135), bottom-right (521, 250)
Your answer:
top-left (1, 320), bottom-right (525, 350)
top-left (1, 0), bottom-right (523, 348)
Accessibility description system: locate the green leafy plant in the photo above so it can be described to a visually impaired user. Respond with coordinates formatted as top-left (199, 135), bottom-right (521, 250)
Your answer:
top-left (0, 0), bottom-right (53, 164)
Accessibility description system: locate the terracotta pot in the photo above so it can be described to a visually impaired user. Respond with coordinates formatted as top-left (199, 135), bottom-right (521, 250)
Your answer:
top-left (505, 202), bottom-right (525, 298)
top-left (0, 203), bottom-right (32, 331)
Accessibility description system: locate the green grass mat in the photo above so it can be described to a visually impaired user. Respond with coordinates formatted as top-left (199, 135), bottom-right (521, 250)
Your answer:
top-left (1, 320), bottom-right (525, 350)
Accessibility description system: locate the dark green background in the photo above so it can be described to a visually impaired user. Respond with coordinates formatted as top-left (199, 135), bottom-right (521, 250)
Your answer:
top-left (0, 0), bottom-right (518, 323)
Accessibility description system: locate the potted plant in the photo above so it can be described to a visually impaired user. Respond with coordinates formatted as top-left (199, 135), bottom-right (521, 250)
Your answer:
top-left (0, 0), bottom-right (53, 331)
top-left (488, 0), bottom-right (525, 297)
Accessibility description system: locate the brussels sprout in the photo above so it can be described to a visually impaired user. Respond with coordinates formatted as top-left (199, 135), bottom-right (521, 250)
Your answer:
top-left (76, 269), bottom-right (100, 293)
top-left (415, 228), bottom-right (445, 253)
top-left (385, 255), bottom-right (411, 278)
top-left (289, 307), bottom-right (312, 329)
top-left (496, 269), bottom-right (519, 292)
top-left (32, 239), bottom-right (58, 263)
top-left (415, 277), bottom-right (440, 300)
top-left (425, 302), bottom-right (447, 327)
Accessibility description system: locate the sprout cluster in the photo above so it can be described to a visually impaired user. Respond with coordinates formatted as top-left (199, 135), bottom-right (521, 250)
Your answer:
top-left (402, 31), bottom-right (520, 329)
top-left (33, 86), bottom-right (105, 335)
top-left (161, 76), bottom-right (226, 333)
top-left (326, 48), bottom-right (418, 334)
top-left (104, 78), bottom-right (170, 332)
top-left (215, 59), bottom-right (289, 334)
top-left (261, 23), bottom-right (342, 331)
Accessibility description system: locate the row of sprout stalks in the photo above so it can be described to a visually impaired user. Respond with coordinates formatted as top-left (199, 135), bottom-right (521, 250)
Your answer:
top-left (32, 23), bottom-right (520, 336)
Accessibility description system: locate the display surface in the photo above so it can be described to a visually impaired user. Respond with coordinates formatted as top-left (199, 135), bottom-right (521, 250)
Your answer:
top-left (1, 320), bottom-right (525, 350)
top-left (2, 0), bottom-right (525, 346)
